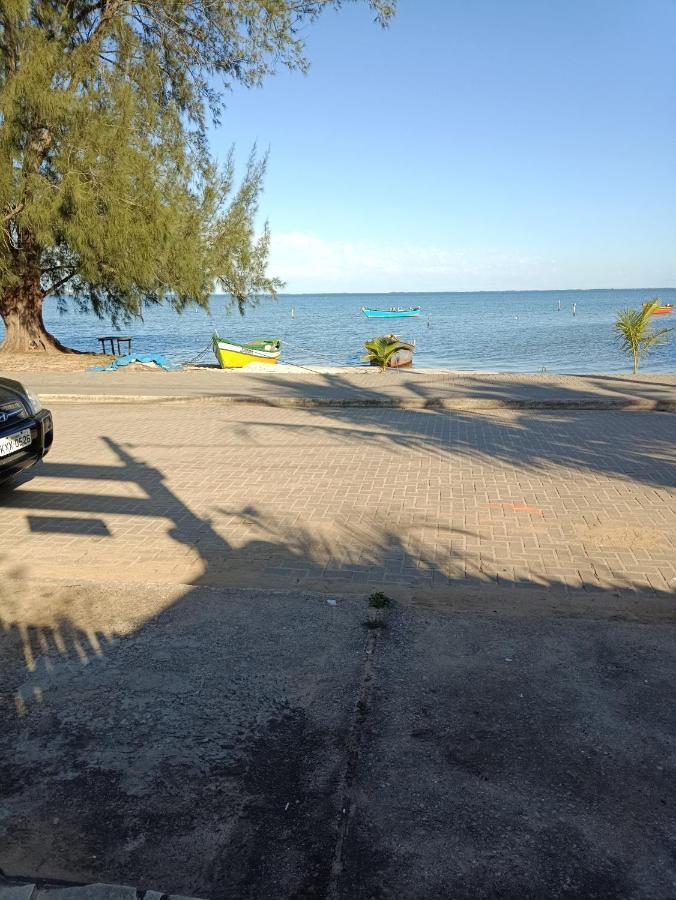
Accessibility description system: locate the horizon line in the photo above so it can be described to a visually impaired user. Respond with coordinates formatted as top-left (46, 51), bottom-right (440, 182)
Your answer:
top-left (228, 286), bottom-right (676, 297)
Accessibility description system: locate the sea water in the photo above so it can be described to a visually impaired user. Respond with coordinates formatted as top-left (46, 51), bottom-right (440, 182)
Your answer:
top-left (2, 289), bottom-right (675, 373)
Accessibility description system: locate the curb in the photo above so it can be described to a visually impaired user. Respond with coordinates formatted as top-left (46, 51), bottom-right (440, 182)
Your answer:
top-left (40, 393), bottom-right (676, 411)
top-left (0, 879), bottom-right (205, 900)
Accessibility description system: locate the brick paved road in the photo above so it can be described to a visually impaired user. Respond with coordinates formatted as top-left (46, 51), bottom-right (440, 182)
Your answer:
top-left (1, 402), bottom-right (674, 596)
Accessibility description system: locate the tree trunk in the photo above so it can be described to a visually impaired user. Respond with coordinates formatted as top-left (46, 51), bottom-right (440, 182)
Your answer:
top-left (0, 275), bottom-right (74, 354)
top-left (633, 349), bottom-right (639, 375)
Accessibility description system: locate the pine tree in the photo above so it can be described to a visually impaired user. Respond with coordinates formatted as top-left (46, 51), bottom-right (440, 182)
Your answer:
top-left (0, 0), bottom-right (394, 352)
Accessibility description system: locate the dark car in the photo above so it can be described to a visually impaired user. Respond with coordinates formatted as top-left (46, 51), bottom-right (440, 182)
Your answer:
top-left (0, 377), bottom-right (53, 486)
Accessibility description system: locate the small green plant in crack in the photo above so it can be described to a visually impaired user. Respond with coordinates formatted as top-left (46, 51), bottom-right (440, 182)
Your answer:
top-left (369, 591), bottom-right (392, 609)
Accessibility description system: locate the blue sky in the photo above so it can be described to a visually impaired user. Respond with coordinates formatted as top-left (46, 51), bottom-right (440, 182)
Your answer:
top-left (210, 0), bottom-right (676, 293)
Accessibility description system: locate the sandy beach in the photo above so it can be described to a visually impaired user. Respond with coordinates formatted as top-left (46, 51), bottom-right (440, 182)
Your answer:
top-left (0, 351), bottom-right (113, 372)
top-left (0, 353), bottom-right (673, 410)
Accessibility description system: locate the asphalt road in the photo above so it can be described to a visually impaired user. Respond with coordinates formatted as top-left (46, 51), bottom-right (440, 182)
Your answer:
top-left (1, 579), bottom-right (675, 899)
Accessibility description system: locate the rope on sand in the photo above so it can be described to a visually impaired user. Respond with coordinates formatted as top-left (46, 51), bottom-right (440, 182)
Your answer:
top-left (182, 337), bottom-right (364, 375)
top-left (182, 343), bottom-right (213, 366)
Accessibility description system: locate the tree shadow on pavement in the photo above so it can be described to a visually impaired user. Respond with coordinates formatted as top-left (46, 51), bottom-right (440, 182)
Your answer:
top-left (233, 367), bottom-right (676, 408)
top-left (0, 435), bottom-right (469, 897)
top-left (1, 411), bottom-right (675, 898)
top-left (230, 401), bottom-right (676, 490)
top-left (179, 366), bottom-right (676, 490)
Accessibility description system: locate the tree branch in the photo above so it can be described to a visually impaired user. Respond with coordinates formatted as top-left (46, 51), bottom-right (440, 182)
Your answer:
top-left (3, 202), bottom-right (24, 223)
top-left (42, 271), bottom-right (77, 298)
top-left (72, 0), bottom-right (107, 26)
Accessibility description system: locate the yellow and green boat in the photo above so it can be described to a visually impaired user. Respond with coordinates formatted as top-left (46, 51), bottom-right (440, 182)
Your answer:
top-left (212, 334), bottom-right (281, 368)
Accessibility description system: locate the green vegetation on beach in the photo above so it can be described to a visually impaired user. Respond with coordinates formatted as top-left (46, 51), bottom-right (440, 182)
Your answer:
top-left (0, 0), bottom-right (394, 354)
top-left (614, 299), bottom-right (673, 374)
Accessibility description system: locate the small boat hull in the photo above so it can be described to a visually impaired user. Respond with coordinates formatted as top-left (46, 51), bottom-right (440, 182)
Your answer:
top-left (213, 335), bottom-right (281, 368)
top-left (362, 307), bottom-right (421, 318)
top-left (371, 348), bottom-right (414, 368)
top-left (652, 305), bottom-right (673, 315)
top-left (366, 336), bottom-right (416, 368)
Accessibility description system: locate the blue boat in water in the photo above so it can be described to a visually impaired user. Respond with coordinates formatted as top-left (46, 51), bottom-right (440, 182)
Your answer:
top-left (361, 306), bottom-right (421, 318)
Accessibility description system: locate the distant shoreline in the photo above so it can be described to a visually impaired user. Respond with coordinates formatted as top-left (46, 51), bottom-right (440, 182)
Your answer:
top-left (210, 287), bottom-right (676, 298)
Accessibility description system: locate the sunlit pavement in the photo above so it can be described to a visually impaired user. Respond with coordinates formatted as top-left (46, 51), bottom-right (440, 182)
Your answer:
top-left (1, 402), bottom-right (675, 595)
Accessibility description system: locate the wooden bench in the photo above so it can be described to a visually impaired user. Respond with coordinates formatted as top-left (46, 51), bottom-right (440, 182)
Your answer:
top-left (98, 336), bottom-right (132, 356)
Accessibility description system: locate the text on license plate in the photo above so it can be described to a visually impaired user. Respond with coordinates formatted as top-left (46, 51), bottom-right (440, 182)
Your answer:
top-left (0, 428), bottom-right (32, 458)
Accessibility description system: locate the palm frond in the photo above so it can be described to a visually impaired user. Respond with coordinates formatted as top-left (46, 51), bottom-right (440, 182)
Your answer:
top-left (640, 326), bottom-right (672, 350)
top-left (614, 299), bottom-right (673, 373)
top-left (363, 334), bottom-right (402, 370)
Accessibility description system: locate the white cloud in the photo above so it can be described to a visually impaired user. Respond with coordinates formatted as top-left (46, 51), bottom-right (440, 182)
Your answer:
top-left (268, 231), bottom-right (552, 293)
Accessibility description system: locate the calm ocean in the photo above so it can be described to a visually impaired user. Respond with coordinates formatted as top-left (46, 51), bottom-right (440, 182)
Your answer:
top-left (3, 289), bottom-right (675, 373)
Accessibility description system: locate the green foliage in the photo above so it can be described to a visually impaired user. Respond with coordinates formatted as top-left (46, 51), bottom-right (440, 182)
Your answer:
top-left (369, 591), bottom-right (392, 609)
top-left (0, 0), bottom-right (395, 344)
top-left (613, 299), bottom-right (672, 374)
top-left (363, 334), bottom-right (403, 370)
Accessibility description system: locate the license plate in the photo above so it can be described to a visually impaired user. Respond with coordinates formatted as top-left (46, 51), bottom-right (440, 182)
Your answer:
top-left (0, 428), bottom-right (32, 458)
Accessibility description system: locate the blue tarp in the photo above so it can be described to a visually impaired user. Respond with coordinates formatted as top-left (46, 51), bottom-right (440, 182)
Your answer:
top-left (89, 353), bottom-right (182, 372)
